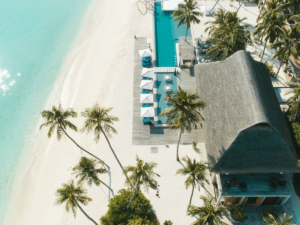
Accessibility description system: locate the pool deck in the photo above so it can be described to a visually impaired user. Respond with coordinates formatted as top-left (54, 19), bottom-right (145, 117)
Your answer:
top-left (133, 37), bottom-right (205, 145)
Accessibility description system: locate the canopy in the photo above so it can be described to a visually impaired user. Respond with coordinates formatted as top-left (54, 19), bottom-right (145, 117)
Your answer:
top-left (140, 94), bottom-right (154, 104)
top-left (141, 68), bottom-right (154, 78)
top-left (141, 107), bottom-right (155, 117)
top-left (139, 49), bottom-right (152, 58)
top-left (140, 80), bottom-right (154, 90)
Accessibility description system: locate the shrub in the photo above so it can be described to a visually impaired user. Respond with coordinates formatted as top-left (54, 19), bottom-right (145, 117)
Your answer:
top-left (100, 189), bottom-right (157, 225)
top-left (180, 64), bottom-right (190, 68)
top-left (293, 173), bottom-right (300, 197)
top-left (230, 204), bottom-right (248, 222)
top-left (164, 221), bottom-right (173, 225)
top-left (264, 62), bottom-right (277, 78)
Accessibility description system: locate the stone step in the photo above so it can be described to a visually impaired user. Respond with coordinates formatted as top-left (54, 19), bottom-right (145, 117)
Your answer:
top-left (154, 67), bottom-right (180, 73)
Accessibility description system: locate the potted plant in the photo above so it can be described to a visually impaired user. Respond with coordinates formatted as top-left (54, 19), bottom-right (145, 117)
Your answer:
top-left (230, 178), bottom-right (237, 186)
top-left (278, 179), bottom-right (287, 190)
top-left (260, 207), bottom-right (280, 219)
top-left (238, 182), bottom-right (247, 192)
top-left (192, 141), bottom-right (198, 150)
top-left (231, 204), bottom-right (248, 222)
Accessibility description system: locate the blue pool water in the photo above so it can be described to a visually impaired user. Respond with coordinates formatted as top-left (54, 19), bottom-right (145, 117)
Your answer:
top-left (156, 73), bottom-right (178, 124)
top-left (154, 2), bottom-right (191, 67)
top-left (0, 0), bottom-right (91, 222)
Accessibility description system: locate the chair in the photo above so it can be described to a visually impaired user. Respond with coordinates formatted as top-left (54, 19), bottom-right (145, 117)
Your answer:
top-left (142, 62), bottom-right (150, 66)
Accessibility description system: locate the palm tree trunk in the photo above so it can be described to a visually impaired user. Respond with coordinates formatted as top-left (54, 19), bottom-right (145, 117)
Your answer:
top-left (99, 180), bottom-right (113, 192)
top-left (260, 42), bottom-right (267, 62)
top-left (209, 0), bottom-right (220, 14)
top-left (61, 128), bottom-right (109, 169)
top-left (127, 184), bottom-right (138, 211)
top-left (102, 131), bottom-right (135, 190)
top-left (75, 200), bottom-right (98, 225)
top-left (176, 130), bottom-right (183, 161)
top-left (236, 0), bottom-right (246, 13)
top-left (189, 185), bottom-right (195, 206)
top-left (276, 59), bottom-right (284, 76)
top-left (185, 28), bottom-right (188, 41)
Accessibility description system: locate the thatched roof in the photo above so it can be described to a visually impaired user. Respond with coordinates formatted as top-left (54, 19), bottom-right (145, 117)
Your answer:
top-left (179, 37), bottom-right (195, 61)
top-left (194, 51), bottom-right (299, 174)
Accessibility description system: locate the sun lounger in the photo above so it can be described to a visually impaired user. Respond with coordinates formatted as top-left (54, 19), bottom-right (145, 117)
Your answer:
top-left (142, 77), bottom-right (151, 80)
top-left (143, 56), bottom-right (151, 59)
top-left (142, 118), bottom-right (151, 123)
top-left (142, 90), bottom-right (150, 94)
top-left (142, 104), bottom-right (150, 107)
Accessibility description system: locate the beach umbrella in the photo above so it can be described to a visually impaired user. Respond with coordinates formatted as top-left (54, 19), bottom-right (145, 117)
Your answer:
top-left (141, 107), bottom-right (155, 117)
top-left (141, 68), bottom-right (154, 78)
top-left (140, 80), bottom-right (154, 90)
top-left (140, 94), bottom-right (154, 104)
top-left (139, 48), bottom-right (151, 58)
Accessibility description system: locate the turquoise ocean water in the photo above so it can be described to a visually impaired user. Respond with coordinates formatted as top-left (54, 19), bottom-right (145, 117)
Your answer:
top-left (0, 0), bottom-right (91, 222)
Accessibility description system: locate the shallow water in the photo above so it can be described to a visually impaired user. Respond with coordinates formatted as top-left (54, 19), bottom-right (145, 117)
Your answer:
top-left (0, 0), bottom-right (91, 222)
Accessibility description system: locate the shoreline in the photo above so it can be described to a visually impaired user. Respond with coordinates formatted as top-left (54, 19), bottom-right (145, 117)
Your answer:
top-left (4, 0), bottom-right (157, 224)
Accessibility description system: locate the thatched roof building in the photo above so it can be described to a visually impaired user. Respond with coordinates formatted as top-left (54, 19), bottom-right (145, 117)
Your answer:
top-left (179, 37), bottom-right (195, 61)
top-left (194, 51), bottom-right (299, 174)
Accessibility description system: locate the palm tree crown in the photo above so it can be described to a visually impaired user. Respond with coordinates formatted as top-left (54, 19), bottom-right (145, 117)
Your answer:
top-left (172, 0), bottom-right (203, 40)
top-left (271, 26), bottom-right (300, 76)
top-left (176, 156), bottom-right (209, 206)
top-left (205, 9), bottom-right (251, 61)
top-left (187, 195), bottom-right (228, 225)
top-left (160, 86), bottom-right (205, 161)
top-left (81, 104), bottom-right (119, 142)
top-left (264, 213), bottom-right (295, 225)
top-left (253, 0), bottom-right (286, 61)
top-left (285, 80), bottom-right (300, 121)
top-left (40, 104), bottom-right (77, 140)
top-left (56, 180), bottom-right (98, 225)
top-left (73, 157), bottom-right (112, 192)
top-left (124, 155), bottom-right (160, 192)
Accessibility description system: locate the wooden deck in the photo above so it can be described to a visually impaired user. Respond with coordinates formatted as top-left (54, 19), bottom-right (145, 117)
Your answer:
top-left (220, 174), bottom-right (291, 197)
top-left (132, 37), bottom-right (205, 145)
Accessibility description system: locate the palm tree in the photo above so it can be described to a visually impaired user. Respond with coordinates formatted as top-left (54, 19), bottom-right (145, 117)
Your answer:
top-left (160, 86), bottom-right (205, 161)
top-left (172, 0), bottom-right (203, 41)
top-left (124, 155), bottom-right (160, 210)
top-left (40, 104), bottom-right (108, 168)
top-left (205, 10), bottom-right (252, 61)
top-left (176, 156), bottom-right (209, 207)
top-left (187, 195), bottom-right (228, 225)
top-left (253, 0), bottom-right (286, 62)
top-left (73, 157), bottom-right (112, 192)
top-left (271, 26), bottom-right (300, 76)
top-left (285, 80), bottom-right (300, 121)
top-left (81, 104), bottom-right (134, 190)
top-left (56, 180), bottom-right (98, 225)
top-left (284, 0), bottom-right (300, 16)
top-left (264, 213), bottom-right (295, 225)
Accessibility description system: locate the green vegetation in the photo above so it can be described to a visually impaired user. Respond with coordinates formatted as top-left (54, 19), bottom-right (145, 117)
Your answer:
top-left (271, 26), bottom-right (300, 76)
top-left (254, 0), bottom-right (286, 62)
top-left (263, 213), bottom-right (295, 225)
top-left (160, 86), bottom-right (205, 161)
top-left (100, 189), bottom-right (157, 225)
top-left (124, 155), bottom-right (160, 210)
top-left (176, 156), bottom-right (209, 206)
top-left (205, 9), bottom-right (252, 61)
top-left (56, 180), bottom-right (98, 225)
top-left (172, 0), bottom-right (203, 41)
top-left (81, 104), bottom-right (134, 190)
top-left (164, 221), bottom-right (173, 225)
top-left (260, 207), bottom-right (280, 219)
top-left (187, 195), bottom-right (228, 225)
top-left (40, 104), bottom-right (108, 167)
top-left (73, 157), bottom-right (112, 192)
top-left (264, 62), bottom-right (277, 78)
top-left (231, 204), bottom-right (248, 222)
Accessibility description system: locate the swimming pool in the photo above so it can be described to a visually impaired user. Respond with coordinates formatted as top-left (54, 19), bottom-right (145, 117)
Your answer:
top-left (156, 72), bottom-right (178, 124)
top-left (154, 2), bottom-right (191, 67)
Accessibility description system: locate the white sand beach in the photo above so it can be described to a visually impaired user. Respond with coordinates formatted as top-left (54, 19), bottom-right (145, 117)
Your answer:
top-left (4, 0), bottom-right (209, 224)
